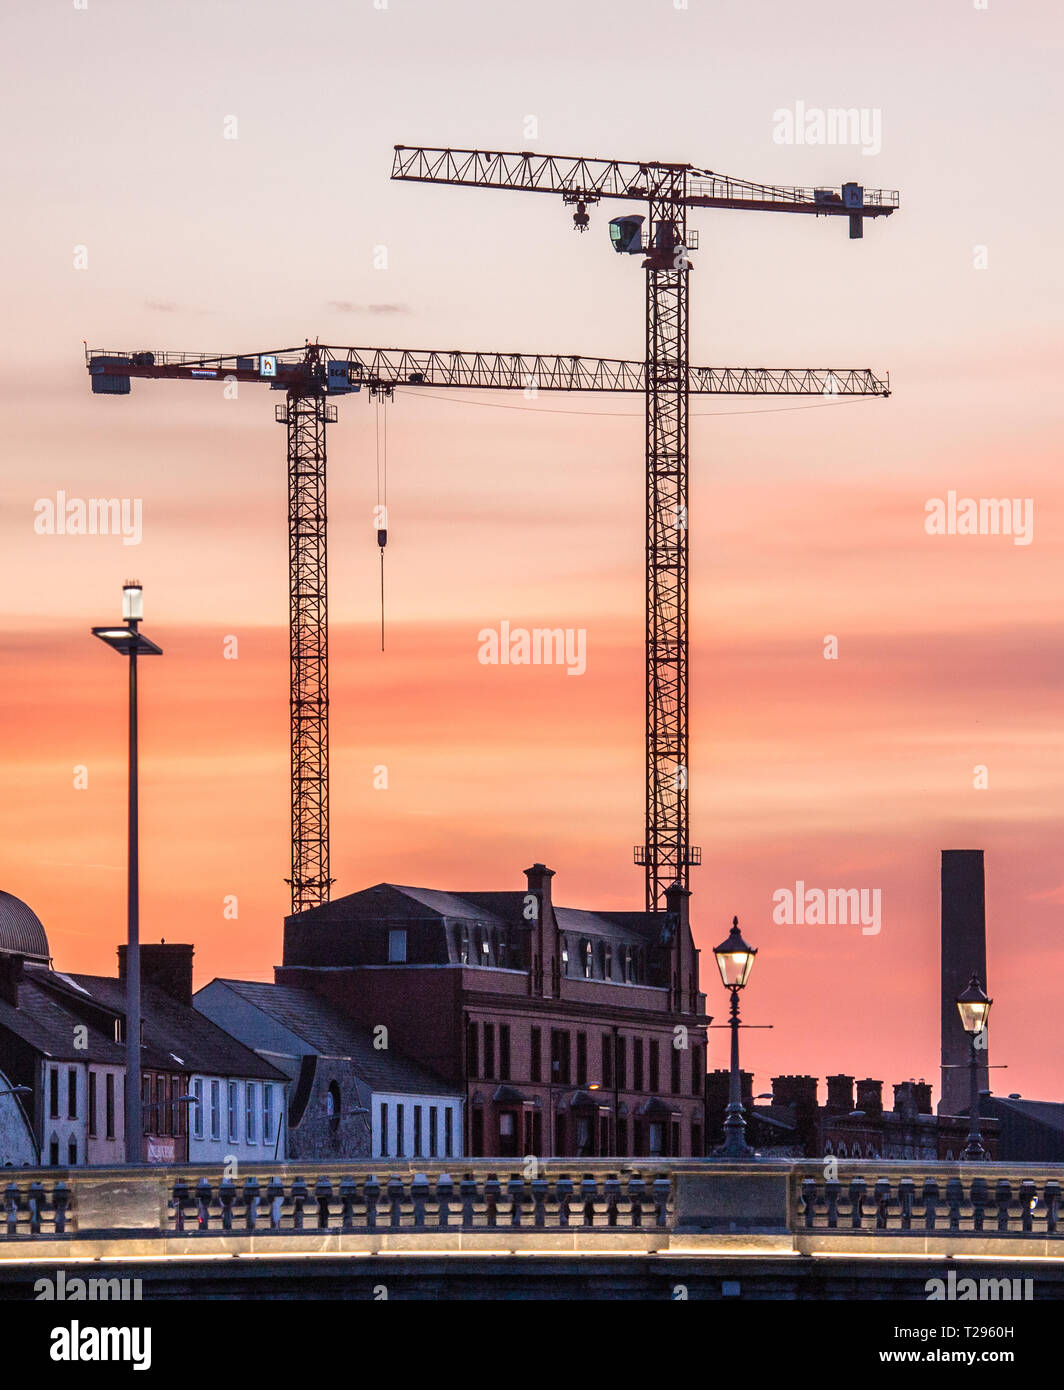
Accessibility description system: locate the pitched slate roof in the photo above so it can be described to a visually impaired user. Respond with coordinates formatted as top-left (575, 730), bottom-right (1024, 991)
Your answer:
top-left (210, 978), bottom-right (463, 1097)
top-left (0, 973), bottom-right (125, 1063)
top-left (41, 972), bottom-right (286, 1082)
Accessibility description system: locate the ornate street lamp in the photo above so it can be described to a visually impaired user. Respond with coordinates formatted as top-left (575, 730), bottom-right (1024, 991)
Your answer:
top-left (712, 917), bottom-right (757, 1158)
top-left (956, 974), bottom-right (992, 1160)
top-left (91, 581), bottom-right (163, 1163)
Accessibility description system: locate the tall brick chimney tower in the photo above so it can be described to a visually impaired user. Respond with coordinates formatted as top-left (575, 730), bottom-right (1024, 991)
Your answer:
top-left (940, 850), bottom-right (989, 1115)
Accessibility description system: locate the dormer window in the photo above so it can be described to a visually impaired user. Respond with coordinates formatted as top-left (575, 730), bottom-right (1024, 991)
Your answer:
top-left (582, 940), bottom-right (592, 979)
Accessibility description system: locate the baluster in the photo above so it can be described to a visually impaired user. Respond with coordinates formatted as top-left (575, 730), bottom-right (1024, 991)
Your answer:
top-left (436, 1173), bottom-right (454, 1229)
top-left (580, 1174), bottom-right (598, 1227)
top-left (800, 1177), bottom-right (818, 1229)
top-left (172, 1179), bottom-right (189, 1233)
top-left (363, 1175), bottom-right (380, 1231)
top-left (970, 1177), bottom-right (988, 1232)
top-left (315, 1177), bottom-right (333, 1230)
top-left (604, 1175), bottom-right (621, 1228)
top-left (218, 1178), bottom-right (236, 1232)
top-left (290, 1176), bottom-right (308, 1230)
top-left (898, 1178), bottom-right (915, 1232)
top-left (824, 1179), bottom-right (840, 1229)
top-left (28, 1181), bottom-right (44, 1235)
top-left (531, 1176), bottom-right (548, 1228)
top-left (848, 1177), bottom-right (867, 1230)
top-left (195, 1177), bottom-right (212, 1231)
top-left (483, 1174), bottom-right (500, 1228)
top-left (1044, 1180), bottom-right (1060, 1235)
top-left (459, 1175), bottom-right (477, 1228)
top-left (266, 1177), bottom-right (285, 1231)
top-left (506, 1175), bottom-right (524, 1227)
top-left (995, 1179), bottom-right (1012, 1233)
top-left (243, 1176), bottom-right (260, 1231)
top-left (53, 1181), bottom-right (70, 1236)
top-left (922, 1177), bottom-right (940, 1232)
top-left (339, 1177), bottom-right (357, 1231)
top-left (945, 1176), bottom-right (963, 1232)
top-left (874, 1178), bottom-right (891, 1230)
top-left (411, 1173), bottom-right (429, 1229)
top-left (652, 1175), bottom-right (671, 1228)
top-left (387, 1175), bottom-right (405, 1228)
top-left (1018, 1179), bottom-right (1036, 1234)
top-left (556, 1175), bottom-right (573, 1227)
top-left (628, 1174), bottom-right (645, 1228)
top-left (4, 1182), bottom-right (18, 1236)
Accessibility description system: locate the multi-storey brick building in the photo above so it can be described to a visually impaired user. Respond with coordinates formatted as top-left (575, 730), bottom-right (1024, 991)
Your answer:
top-left (276, 863), bottom-right (709, 1159)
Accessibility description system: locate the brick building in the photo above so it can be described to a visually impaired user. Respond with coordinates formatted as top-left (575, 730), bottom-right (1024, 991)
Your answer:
top-left (275, 863), bottom-right (709, 1158)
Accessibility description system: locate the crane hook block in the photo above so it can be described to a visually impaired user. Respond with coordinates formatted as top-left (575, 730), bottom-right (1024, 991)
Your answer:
top-left (377, 529), bottom-right (388, 549)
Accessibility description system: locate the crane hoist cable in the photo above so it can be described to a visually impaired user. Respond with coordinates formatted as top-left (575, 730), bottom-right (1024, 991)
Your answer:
top-left (375, 392), bottom-right (388, 651)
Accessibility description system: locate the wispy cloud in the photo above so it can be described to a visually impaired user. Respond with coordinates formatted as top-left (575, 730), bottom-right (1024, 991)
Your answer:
top-left (328, 300), bottom-right (410, 314)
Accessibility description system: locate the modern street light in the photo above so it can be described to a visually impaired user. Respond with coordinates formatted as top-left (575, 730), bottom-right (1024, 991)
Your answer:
top-left (956, 974), bottom-right (992, 1161)
top-left (712, 916), bottom-right (758, 1159)
top-left (0, 1086), bottom-right (31, 1099)
top-left (91, 581), bottom-right (163, 1164)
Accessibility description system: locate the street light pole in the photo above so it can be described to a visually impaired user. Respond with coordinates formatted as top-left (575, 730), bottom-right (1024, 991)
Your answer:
top-left (956, 974), bottom-right (992, 1162)
top-left (712, 917), bottom-right (759, 1160)
top-left (92, 582), bottom-right (162, 1165)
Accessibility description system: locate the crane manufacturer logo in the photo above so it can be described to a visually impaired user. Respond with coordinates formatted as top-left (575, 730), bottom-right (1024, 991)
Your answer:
top-left (772, 101), bottom-right (883, 157)
top-left (477, 621), bottom-right (587, 676)
top-left (33, 491), bottom-right (142, 546)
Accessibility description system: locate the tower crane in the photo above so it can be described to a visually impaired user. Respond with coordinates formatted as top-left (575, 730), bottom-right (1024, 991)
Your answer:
top-left (391, 145), bottom-right (899, 910)
top-left (88, 339), bottom-right (888, 916)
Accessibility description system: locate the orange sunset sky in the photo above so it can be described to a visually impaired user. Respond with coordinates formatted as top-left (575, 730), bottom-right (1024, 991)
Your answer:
top-left (3, 0), bottom-right (1063, 1104)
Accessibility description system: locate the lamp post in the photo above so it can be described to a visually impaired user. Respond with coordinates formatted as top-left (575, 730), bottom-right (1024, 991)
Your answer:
top-left (91, 582), bottom-right (163, 1164)
top-left (712, 917), bottom-right (757, 1159)
top-left (956, 974), bottom-right (992, 1161)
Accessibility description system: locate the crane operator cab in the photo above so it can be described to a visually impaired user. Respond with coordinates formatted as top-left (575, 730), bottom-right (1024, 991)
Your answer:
top-left (609, 214), bottom-right (645, 254)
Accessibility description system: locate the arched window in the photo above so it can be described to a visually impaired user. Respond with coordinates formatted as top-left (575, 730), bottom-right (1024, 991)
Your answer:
top-left (582, 939), bottom-right (593, 979)
top-left (624, 947), bottom-right (633, 983)
top-left (604, 943), bottom-right (612, 979)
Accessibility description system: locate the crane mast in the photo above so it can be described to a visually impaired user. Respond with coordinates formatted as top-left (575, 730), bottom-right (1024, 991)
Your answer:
top-left (391, 145), bottom-right (898, 909)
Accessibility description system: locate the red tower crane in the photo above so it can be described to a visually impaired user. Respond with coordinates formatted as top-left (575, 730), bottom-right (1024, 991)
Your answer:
top-left (88, 339), bottom-right (888, 915)
top-left (390, 146), bottom-right (899, 909)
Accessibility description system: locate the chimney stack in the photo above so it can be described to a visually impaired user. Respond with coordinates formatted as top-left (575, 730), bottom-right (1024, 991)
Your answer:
top-left (940, 851), bottom-right (989, 1115)
top-left (826, 1074), bottom-right (855, 1113)
top-left (524, 864), bottom-right (557, 998)
top-left (855, 1079), bottom-right (883, 1117)
top-left (0, 953), bottom-right (24, 1007)
top-left (119, 943), bottom-right (194, 1007)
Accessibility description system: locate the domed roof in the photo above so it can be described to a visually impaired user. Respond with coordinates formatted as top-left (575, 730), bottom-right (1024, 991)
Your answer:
top-left (0, 892), bottom-right (50, 964)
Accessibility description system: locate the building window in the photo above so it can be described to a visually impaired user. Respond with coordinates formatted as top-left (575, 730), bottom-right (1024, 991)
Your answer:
top-left (561, 942), bottom-right (570, 975)
top-left (551, 1029), bottom-right (571, 1086)
top-left (326, 1081), bottom-right (340, 1133)
top-left (649, 1040), bottom-right (660, 1093)
top-left (414, 1105), bottom-right (423, 1157)
top-left (158, 1074), bottom-right (171, 1137)
top-left (499, 1025), bottom-right (511, 1082)
top-left (49, 1137), bottom-right (59, 1166)
top-left (601, 1033), bottom-right (613, 1089)
top-left (210, 1080), bottom-right (221, 1141)
top-left (616, 1118), bottom-right (628, 1154)
top-left (246, 1083), bottom-right (257, 1143)
top-left (576, 1032), bottom-right (588, 1086)
top-left (624, 947), bottom-right (633, 983)
top-left (106, 1073), bottom-right (116, 1140)
top-left (499, 1110), bottom-right (517, 1157)
top-left (429, 1105), bottom-right (438, 1157)
top-left (581, 939), bottom-right (592, 979)
top-left (388, 928), bottom-right (407, 963)
top-left (482, 1024), bottom-right (495, 1080)
top-left (192, 1078), bottom-right (203, 1140)
top-left (264, 1085), bottom-right (275, 1146)
top-left (604, 944), bottom-right (612, 979)
top-left (530, 1027), bottom-right (542, 1083)
top-left (691, 1046), bottom-right (703, 1096)
top-left (444, 1108), bottom-right (453, 1158)
top-left (68, 1137), bottom-right (77, 1166)
top-left (671, 1045), bottom-right (681, 1095)
top-left (88, 1072), bottom-right (97, 1138)
top-left (691, 1120), bottom-right (703, 1156)
top-left (616, 1037), bottom-right (627, 1089)
top-left (459, 929), bottom-right (470, 964)
top-left (466, 1021), bottom-right (478, 1078)
top-left (649, 1121), bottom-right (664, 1156)
top-left (67, 1067), bottom-right (77, 1119)
top-left (396, 1103), bottom-right (405, 1157)
top-left (379, 1102), bottom-right (388, 1157)
top-left (228, 1081), bottom-right (239, 1142)
top-left (634, 1040), bottom-right (644, 1091)
top-left (49, 1067), bottom-right (59, 1119)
